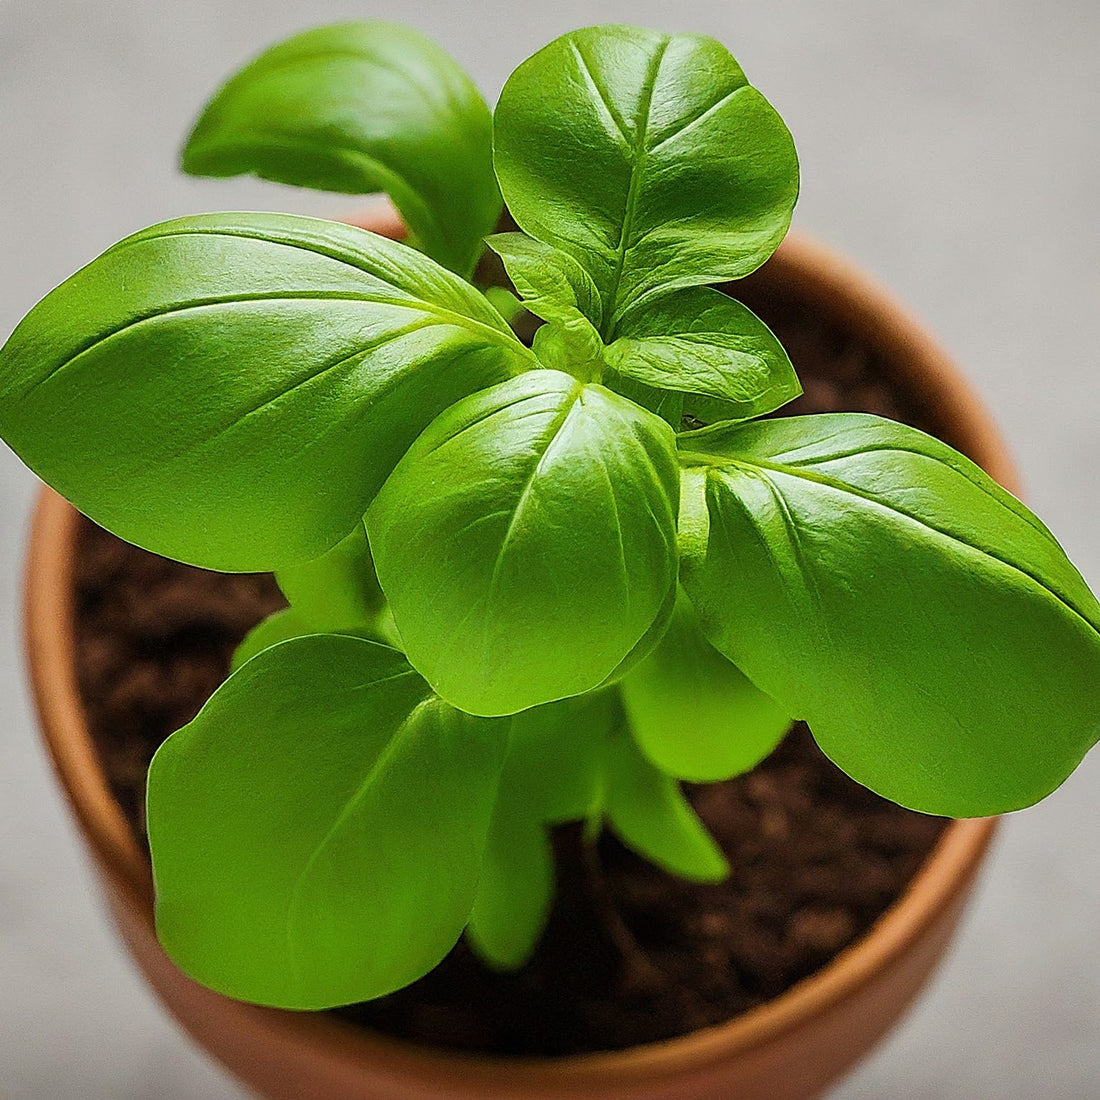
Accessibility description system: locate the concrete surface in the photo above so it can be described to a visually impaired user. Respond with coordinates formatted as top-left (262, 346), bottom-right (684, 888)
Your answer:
top-left (0, 1), bottom-right (1097, 1096)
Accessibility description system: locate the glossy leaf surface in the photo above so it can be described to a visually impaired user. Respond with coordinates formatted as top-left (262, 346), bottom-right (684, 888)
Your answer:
top-left (494, 25), bottom-right (798, 334)
top-left (0, 214), bottom-right (531, 571)
top-left (608, 375), bottom-right (685, 429)
top-left (606, 287), bottom-right (800, 422)
top-left (621, 588), bottom-right (791, 782)
top-left (678, 414), bottom-right (1100, 815)
top-left (486, 232), bottom-right (603, 329)
top-left (368, 370), bottom-right (680, 715)
top-left (183, 22), bottom-right (500, 275)
top-left (148, 634), bottom-right (507, 1008)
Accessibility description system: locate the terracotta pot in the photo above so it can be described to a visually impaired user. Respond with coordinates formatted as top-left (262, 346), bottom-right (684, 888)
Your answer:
top-left (24, 224), bottom-right (1011, 1100)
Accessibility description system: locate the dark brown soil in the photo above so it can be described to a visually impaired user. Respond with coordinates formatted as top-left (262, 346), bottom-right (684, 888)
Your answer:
top-left (74, 272), bottom-right (948, 1057)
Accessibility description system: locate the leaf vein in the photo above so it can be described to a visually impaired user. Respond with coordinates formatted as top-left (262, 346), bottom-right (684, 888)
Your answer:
top-left (738, 456), bottom-right (1100, 635)
top-left (648, 84), bottom-right (751, 154)
top-left (600, 36), bottom-right (670, 339)
top-left (568, 42), bottom-right (633, 151)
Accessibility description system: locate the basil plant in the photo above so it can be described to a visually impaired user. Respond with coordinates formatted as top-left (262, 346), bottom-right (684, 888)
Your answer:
top-left (2, 22), bottom-right (1098, 1011)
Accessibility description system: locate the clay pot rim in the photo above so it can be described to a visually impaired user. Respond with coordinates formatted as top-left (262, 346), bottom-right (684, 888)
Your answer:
top-left (23, 229), bottom-right (1005, 1090)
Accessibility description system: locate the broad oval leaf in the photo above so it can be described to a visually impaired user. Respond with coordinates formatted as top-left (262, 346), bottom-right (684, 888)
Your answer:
top-left (367, 369), bottom-right (680, 716)
top-left (621, 587), bottom-right (791, 782)
top-left (494, 25), bottom-right (799, 334)
top-left (183, 22), bottom-right (500, 275)
top-left (678, 414), bottom-right (1100, 816)
top-left (606, 287), bottom-right (800, 422)
top-left (148, 634), bottom-right (507, 1009)
top-left (0, 213), bottom-right (533, 571)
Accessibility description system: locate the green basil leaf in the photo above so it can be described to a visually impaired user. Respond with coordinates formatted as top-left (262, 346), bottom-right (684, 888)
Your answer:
top-left (367, 369), bottom-right (680, 716)
top-left (489, 233), bottom-right (607, 383)
top-left (608, 374), bottom-right (685, 430)
top-left (466, 692), bottom-right (615, 970)
top-left (502, 692), bottom-right (616, 824)
top-left (182, 22), bottom-right (499, 276)
top-left (494, 26), bottom-right (798, 334)
top-left (606, 287), bottom-right (801, 421)
top-left (0, 213), bottom-right (534, 572)
top-left (598, 576), bottom-right (678, 687)
top-left (466, 808), bottom-right (554, 972)
top-left (275, 522), bottom-right (385, 630)
top-left (481, 286), bottom-right (526, 327)
top-left (621, 588), bottom-right (791, 782)
top-left (486, 232), bottom-right (603, 329)
top-left (603, 722), bottom-right (729, 882)
top-left (230, 608), bottom-right (312, 672)
top-left (530, 321), bottom-right (605, 383)
top-left (231, 605), bottom-right (392, 674)
top-left (678, 414), bottom-right (1100, 815)
top-left (148, 634), bottom-right (507, 1009)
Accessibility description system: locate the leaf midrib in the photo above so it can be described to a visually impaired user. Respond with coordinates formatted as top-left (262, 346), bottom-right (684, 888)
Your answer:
top-left (283, 676), bottom-right (431, 974)
top-left (599, 37), bottom-right (670, 341)
top-left (484, 381), bottom-right (586, 607)
top-left (17, 290), bottom-right (532, 403)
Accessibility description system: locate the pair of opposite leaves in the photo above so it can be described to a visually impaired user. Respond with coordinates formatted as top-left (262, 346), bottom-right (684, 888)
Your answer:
top-left (1, 22), bottom-right (1099, 1010)
top-left (0, 23), bottom-right (804, 724)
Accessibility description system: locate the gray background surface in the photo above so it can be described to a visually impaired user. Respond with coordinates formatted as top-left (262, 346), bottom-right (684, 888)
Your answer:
top-left (1, 1), bottom-right (1097, 1097)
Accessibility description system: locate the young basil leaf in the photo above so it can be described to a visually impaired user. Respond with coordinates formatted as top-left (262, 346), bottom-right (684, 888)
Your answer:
top-left (182, 22), bottom-right (500, 276)
top-left (494, 25), bottom-right (799, 334)
top-left (531, 321), bottom-right (605, 382)
top-left (678, 414), bottom-right (1100, 816)
top-left (466, 692), bottom-right (615, 970)
top-left (367, 369), bottom-right (680, 716)
top-left (605, 287), bottom-right (801, 422)
top-left (621, 588), bottom-right (791, 782)
top-left (275, 522), bottom-right (385, 630)
top-left (486, 232), bottom-right (603, 329)
top-left (148, 634), bottom-right (508, 1009)
top-left (489, 233), bottom-right (607, 383)
top-left (602, 722), bottom-right (729, 882)
top-left (0, 213), bottom-right (534, 572)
